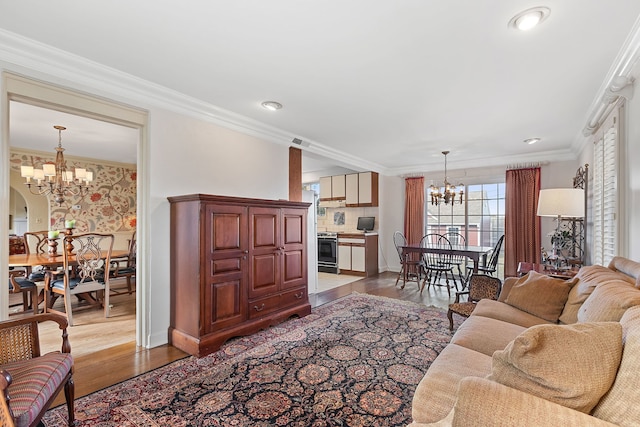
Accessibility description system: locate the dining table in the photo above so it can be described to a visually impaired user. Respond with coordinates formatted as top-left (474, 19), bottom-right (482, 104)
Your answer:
top-left (8, 249), bottom-right (130, 311)
top-left (401, 244), bottom-right (494, 289)
top-left (8, 249), bottom-right (129, 268)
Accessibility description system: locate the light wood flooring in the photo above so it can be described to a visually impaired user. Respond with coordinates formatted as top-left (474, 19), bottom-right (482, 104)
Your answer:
top-left (31, 271), bottom-right (456, 408)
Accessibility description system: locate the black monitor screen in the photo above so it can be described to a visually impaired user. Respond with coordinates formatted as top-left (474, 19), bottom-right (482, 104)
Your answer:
top-left (357, 216), bottom-right (375, 232)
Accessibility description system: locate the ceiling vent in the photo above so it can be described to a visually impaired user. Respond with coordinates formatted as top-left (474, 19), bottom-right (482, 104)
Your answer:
top-left (292, 138), bottom-right (310, 147)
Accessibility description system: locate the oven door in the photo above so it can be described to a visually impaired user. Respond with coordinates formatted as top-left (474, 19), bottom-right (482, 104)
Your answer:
top-left (317, 237), bottom-right (338, 272)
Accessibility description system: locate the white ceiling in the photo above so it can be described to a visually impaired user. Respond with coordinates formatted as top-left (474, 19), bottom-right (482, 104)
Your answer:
top-left (2, 1), bottom-right (640, 174)
top-left (10, 102), bottom-right (138, 164)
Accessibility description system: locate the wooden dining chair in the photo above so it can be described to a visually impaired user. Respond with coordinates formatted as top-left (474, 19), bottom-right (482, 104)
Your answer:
top-left (110, 231), bottom-right (136, 295)
top-left (22, 231), bottom-right (50, 281)
top-left (44, 232), bottom-right (114, 326)
top-left (393, 231), bottom-right (424, 289)
top-left (421, 233), bottom-right (458, 296)
top-left (8, 270), bottom-right (38, 315)
top-left (471, 234), bottom-right (504, 277)
top-left (443, 231), bottom-right (469, 288)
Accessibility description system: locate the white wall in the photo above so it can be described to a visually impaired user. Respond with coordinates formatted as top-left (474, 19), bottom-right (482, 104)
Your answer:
top-left (147, 108), bottom-right (289, 346)
top-left (379, 174), bottom-right (404, 273)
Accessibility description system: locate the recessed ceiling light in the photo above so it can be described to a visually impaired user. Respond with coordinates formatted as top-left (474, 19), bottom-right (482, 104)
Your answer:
top-left (524, 137), bottom-right (541, 145)
top-left (261, 101), bottom-right (283, 111)
top-left (509, 7), bottom-right (550, 31)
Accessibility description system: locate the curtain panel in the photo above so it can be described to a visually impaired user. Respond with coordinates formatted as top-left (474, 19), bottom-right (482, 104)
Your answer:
top-left (404, 177), bottom-right (425, 246)
top-left (505, 167), bottom-right (541, 277)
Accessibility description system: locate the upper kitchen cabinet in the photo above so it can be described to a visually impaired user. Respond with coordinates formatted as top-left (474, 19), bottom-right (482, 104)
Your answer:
top-left (345, 172), bottom-right (379, 207)
top-left (319, 176), bottom-right (332, 199)
top-left (332, 175), bottom-right (346, 199)
top-left (319, 175), bottom-right (346, 200)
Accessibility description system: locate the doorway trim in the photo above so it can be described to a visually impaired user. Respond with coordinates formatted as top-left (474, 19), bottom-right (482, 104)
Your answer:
top-left (1, 73), bottom-right (150, 347)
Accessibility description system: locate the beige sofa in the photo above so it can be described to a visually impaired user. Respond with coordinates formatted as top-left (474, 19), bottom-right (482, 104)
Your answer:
top-left (410, 256), bottom-right (640, 427)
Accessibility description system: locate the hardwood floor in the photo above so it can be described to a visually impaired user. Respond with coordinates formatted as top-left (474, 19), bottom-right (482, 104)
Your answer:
top-left (49, 271), bottom-right (456, 407)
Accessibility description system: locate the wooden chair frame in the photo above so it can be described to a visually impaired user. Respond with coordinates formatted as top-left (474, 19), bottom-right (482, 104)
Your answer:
top-left (0, 313), bottom-right (74, 427)
top-left (45, 233), bottom-right (114, 326)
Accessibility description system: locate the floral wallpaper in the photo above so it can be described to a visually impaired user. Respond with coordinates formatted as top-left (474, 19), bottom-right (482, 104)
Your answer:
top-left (10, 151), bottom-right (136, 234)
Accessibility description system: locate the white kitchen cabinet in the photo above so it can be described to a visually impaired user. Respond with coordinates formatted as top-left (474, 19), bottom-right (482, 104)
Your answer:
top-left (358, 172), bottom-right (376, 206)
top-left (332, 175), bottom-right (346, 199)
top-left (345, 173), bottom-right (359, 205)
top-left (345, 172), bottom-right (378, 207)
top-left (320, 174), bottom-right (346, 200)
top-left (338, 245), bottom-right (352, 271)
top-left (337, 233), bottom-right (378, 277)
top-left (351, 245), bottom-right (366, 272)
top-left (319, 176), bottom-right (332, 200)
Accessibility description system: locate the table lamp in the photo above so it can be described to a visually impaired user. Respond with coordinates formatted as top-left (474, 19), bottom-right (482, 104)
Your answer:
top-left (537, 188), bottom-right (585, 268)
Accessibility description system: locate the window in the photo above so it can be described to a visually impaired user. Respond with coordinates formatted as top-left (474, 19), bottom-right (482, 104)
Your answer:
top-left (592, 109), bottom-right (619, 266)
top-left (426, 182), bottom-right (505, 278)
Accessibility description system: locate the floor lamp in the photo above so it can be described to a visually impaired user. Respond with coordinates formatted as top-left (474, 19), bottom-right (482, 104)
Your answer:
top-left (537, 188), bottom-right (585, 269)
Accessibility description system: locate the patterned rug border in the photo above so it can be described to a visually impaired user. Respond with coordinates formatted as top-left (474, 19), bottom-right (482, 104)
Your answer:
top-left (44, 292), bottom-right (454, 426)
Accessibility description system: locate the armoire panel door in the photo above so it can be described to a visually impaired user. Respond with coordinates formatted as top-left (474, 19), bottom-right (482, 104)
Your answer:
top-left (281, 208), bottom-right (307, 290)
top-left (249, 207), bottom-right (281, 298)
top-left (205, 203), bottom-right (248, 333)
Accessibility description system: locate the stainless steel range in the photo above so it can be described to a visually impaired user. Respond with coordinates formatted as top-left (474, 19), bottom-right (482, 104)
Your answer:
top-left (317, 231), bottom-right (339, 273)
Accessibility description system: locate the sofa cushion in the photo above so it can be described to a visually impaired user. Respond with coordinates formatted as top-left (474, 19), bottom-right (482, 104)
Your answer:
top-left (503, 271), bottom-right (576, 322)
top-left (471, 299), bottom-right (552, 328)
top-left (412, 344), bottom-right (492, 424)
top-left (488, 322), bottom-right (622, 414)
top-left (593, 306), bottom-right (640, 424)
top-left (577, 280), bottom-right (640, 322)
top-left (450, 315), bottom-right (526, 357)
top-left (558, 265), bottom-right (614, 324)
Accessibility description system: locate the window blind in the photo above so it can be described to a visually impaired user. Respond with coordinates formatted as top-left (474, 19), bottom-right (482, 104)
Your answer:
top-left (592, 115), bottom-right (618, 266)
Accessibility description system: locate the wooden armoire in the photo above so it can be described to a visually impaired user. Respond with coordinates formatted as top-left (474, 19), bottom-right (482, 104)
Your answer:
top-left (168, 194), bottom-right (311, 357)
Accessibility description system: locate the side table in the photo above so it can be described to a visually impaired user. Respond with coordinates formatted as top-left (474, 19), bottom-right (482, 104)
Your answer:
top-left (517, 262), bottom-right (580, 279)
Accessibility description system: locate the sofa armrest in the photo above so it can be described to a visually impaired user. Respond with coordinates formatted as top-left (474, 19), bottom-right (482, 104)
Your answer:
top-left (451, 377), bottom-right (617, 427)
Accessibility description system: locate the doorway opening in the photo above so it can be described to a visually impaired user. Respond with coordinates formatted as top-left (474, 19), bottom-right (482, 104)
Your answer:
top-left (3, 72), bottom-right (148, 354)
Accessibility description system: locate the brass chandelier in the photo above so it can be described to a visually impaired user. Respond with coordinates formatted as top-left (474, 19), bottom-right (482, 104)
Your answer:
top-left (20, 125), bottom-right (93, 206)
top-left (429, 151), bottom-right (464, 205)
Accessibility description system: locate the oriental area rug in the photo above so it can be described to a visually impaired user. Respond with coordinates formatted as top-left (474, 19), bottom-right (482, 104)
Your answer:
top-left (43, 293), bottom-right (456, 427)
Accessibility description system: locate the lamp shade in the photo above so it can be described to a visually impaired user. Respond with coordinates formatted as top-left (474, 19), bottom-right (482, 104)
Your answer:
top-left (537, 188), bottom-right (585, 218)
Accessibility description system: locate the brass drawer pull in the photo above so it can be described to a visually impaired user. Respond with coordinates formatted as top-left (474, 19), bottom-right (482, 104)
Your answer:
top-left (254, 304), bottom-right (265, 312)
top-left (295, 292), bottom-right (303, 299)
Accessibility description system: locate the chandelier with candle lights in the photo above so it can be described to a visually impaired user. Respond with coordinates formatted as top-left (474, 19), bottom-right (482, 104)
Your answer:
top-left (429, 151), bottom-right (464, 205)
top-left (20, 125), bottom-right (93, 206)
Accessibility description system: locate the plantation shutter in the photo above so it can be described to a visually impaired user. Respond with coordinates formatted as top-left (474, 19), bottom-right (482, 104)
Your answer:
top-left (592, 112), bottom-right (618, 266)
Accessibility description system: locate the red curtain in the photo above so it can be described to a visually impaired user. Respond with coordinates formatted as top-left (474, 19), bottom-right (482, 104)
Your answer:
top-left (505, 167), bottom-right (541, 277)
top-left (404, 177), bottom-right (425, 246)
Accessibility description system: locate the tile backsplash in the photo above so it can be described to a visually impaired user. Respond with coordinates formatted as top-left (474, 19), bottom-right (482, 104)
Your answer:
top-left (317, 206), bottom-right (379, 233)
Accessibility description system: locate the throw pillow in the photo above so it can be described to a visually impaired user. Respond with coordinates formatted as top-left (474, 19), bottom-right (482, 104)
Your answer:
top-left (488, 322), bottom-right (623, 413)
top-left (504, 271), bottom-right (576, 322)
top-left (577, 280), bottom-right (640, 322)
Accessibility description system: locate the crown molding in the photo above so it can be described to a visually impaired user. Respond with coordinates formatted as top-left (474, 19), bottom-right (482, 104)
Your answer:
top-left (578, 15), bottom-right (640, 140)
top-left (386, 148), bottom-right (578, 177)
top-left (0, 29), bottom-right (385, 174)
